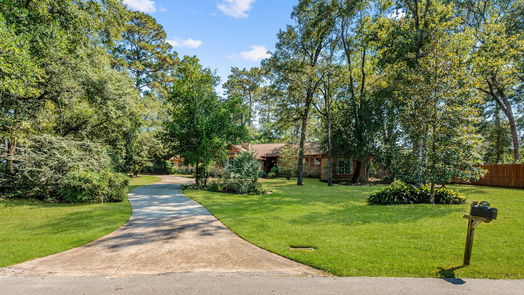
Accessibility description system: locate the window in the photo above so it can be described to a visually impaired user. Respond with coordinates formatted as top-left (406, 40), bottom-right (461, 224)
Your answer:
top-left (312, 158), bottom-right (321, 166)
top-left (336, 159), bottom-right (352, 175)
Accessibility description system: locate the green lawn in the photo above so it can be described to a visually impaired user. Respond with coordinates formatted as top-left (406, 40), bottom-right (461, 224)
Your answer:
top-left (0, 175), bottom-right (161, 268)
top-left (185, 178), bottom-right (524, 279)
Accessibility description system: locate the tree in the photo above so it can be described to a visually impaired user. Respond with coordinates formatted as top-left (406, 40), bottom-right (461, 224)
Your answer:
top-left (314, 40), bottom-right (343, 186)
top-left (113, 11), bottom-right (176, 93)
top-left (223, 67), bottom-right (266, 127)
top-left (459, 0), bottom-right (524, 162)
top-left (113, 10), bottom-right (179, 174)
top-left (379, 1), bottom-right (485, 197)
top-left (165, 56), bottom-right (246, 185)
top-left (267, 0), bottom-right (336, 185)
top-left (333, 0), bottom-right (379, 183)
top-left (0, 0), bottom-right (134, 174)
top-left (277, 144), bottom-right (299, 180)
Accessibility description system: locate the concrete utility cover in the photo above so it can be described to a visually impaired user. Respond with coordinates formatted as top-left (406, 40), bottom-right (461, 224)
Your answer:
top-left (3, 176), bottom-right (318, 277)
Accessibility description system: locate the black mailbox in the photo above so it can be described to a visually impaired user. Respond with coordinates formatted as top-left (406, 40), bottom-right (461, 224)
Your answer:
top-left (471, 203), bottom-right (498, 220)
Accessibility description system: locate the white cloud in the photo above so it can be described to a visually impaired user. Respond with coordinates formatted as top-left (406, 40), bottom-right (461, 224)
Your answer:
top-left (167, 38), bottom-right (203, 49)
top-left (123, 0), bottom-right (156, 13)
top-left (236, 45), bottom-right (271, 61)
top-left (217, 0), bottom-right (255, 18)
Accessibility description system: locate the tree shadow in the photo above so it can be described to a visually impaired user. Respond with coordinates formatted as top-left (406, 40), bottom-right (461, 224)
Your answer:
top-left (437, 265), bottom-right (467, 284)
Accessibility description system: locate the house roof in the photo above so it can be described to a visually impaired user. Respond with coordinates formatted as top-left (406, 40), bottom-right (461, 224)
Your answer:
top-left (233, 142), bottom-right (322, 159)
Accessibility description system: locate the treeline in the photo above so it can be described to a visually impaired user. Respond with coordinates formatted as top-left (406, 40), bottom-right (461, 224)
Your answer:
top-left (223, 0), bottom-right (524, 189)
top-left (0, 0), bottom-right (244, 198)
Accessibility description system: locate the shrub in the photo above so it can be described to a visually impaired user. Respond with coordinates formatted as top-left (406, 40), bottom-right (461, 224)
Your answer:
top-left (207, 178), bottom-right (266, 195)
top-left (208, 151), bottom-right (264, 194)
top-left (165, 160), bottom-right (180, 175)
top-left (59, 169), bottom-right (129, 203)
top-left (368, 180), bottom-right (465, 205)
top-left (267, 166), bottom-right (279, 178)
top-left (258, 171), bottom-right (268, 178)
top-left (0, 135), bottom-right (126, 203)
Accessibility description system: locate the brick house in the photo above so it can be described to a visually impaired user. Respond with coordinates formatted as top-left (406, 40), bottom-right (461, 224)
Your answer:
top-left (229, 143), bottom-right (357, 181)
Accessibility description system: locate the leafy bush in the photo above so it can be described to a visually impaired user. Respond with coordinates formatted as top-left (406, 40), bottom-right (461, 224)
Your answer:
top-left (207, 178), bottom-right (266, 195)
top-left (258, 170), bottom-right (268, 178)
top-left (208, 151), bottom-right (264, 194)
top-left (165, 160), bottom-right (180, 175)
top-left (368, 180), bottom-right (465, 205)
top-left (59, 169), bottom-right (129, 203)
top-left (267, 166), bottom-right (279, 178)
top-left (0, 135), bottom-right (127, 202)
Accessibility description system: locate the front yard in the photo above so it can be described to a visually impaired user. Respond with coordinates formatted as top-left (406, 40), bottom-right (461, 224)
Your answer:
top-left (185, 178), bottom-right (524, 279)
top-left (0, 175), bottom-right (160, 268)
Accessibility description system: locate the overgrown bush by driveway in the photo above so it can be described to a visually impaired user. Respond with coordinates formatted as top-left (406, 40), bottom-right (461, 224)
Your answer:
top-left (0, 135), bottom-right (128, 203)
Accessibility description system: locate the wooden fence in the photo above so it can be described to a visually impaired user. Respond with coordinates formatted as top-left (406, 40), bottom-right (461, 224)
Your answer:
top-left (464, 164), bottom-right (524, 189)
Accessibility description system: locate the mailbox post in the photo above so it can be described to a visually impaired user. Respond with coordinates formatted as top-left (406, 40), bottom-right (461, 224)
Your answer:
top-left (463, 201), bottom-right (498, 265)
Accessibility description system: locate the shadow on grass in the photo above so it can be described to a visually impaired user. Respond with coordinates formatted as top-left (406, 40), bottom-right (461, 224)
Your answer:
top-left (437, 265), bottom-right (467, 284)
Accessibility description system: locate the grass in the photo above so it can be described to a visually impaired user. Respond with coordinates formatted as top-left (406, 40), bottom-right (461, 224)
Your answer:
top-left (0, 175), bottom-right (161, 268)
top-left (184, 178), bottom-right (524, 279)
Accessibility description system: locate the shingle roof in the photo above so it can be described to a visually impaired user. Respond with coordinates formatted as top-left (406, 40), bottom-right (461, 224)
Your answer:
top-left (233, 142), bottom-right (322, 159)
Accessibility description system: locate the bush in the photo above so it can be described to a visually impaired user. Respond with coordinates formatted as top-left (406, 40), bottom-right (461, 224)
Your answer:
top-left (258, 171), bottom-right (268, 178)
top-left (267, 166), bottom-right (279, 178)
top-left (208, 151), bottom-right (264, 194)
top-left (207, 178), bottom-right (266, 195)
top-left (368, 180), bottom-right (465, 205)
top-left (0, 135), bottom-right (126, 203)
top-left (165, 160), bottom-right (180, 175)
top-left (59, 169), bottom-right (129, 203)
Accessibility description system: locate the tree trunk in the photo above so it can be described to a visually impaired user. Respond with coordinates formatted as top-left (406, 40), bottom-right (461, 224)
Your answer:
top-left (494, 106), bottom-right (503, 164)
top-left (297, 97), bottom-right (312, 186)
top-left (491, 80), bottom-right (520, 162)
top-left (6, 138), bottom-right (16, 174)
top-left (503, 100), bottom-right (521, 162)
top-left (351, 160), bottom-right (361, 183)
top-left (327, 126), bottom-right (333, 186)
top-left (358, 158), bottom-right (369, 183)
top-left (430, 182), bottom-right (436, 204)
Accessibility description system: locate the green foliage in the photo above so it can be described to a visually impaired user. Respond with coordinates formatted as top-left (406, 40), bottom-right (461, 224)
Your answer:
top-left (277, 144), bottom-right (298, 179)
top-left (268, 166), bottom-right (279, 178)
top-left (0, 135), bottom-right (118, 202)
top-left (368, 180), bottom-right (465, 205)
top-left (207, 179), bottom-right (266, 195)
top-left (223, 67), bottom-right (267, 127)
top-left (59, 169), bottom-right (129, 203)
top-left (165, 160), bottom-right (180, 175)
top-left (0, 14), bottom-right (43, 98)
top-left (207, 151), bottom-right (265, 194)
top-left (224, 151), bottom-right (260, 181)
top-left (165, 56), bottom-right (246, 185)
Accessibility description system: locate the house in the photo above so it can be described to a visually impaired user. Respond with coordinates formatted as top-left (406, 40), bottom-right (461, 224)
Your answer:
top-left (229, 143), bottom-right (357, 181)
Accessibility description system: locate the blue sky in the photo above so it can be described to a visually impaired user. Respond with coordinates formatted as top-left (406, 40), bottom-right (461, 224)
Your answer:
top-left (123, 0), bottom-right (297, 88)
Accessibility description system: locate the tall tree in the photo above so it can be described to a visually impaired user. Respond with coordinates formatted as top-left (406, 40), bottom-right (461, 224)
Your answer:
top-left (0, 0), bottom-right (133, 173)
top-left (223, 67), bottom-right (266, 127)
top-left (267, 0), bottom-right (336, 185)
top-left (165, 57), bottom-right (246, 185)
top-left (458, 0), bottom-right (524, 162)
top-left (380, 1), bottom-right (485, 194)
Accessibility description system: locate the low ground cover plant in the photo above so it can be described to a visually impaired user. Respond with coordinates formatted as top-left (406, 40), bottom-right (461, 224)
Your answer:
top-left (0, 135), bottom-right (129, 203)
top-left (368, 180), bottom-right (465, 205)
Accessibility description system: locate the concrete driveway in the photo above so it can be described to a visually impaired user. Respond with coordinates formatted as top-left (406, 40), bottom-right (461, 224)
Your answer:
top-left (1, 175), bottom-right (317, 276)
top-left (1, 175), bottom-right (522, 294)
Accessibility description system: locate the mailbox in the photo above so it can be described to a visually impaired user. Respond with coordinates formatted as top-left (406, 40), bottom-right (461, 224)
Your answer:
top-left (470, 203), bottom-right (498, 221)
top-left (462, 201), bottom-right (498, 265)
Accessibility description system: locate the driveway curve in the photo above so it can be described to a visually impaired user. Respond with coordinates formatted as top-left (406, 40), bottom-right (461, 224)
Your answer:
top-left (4, 175), bottom-right (319, 277)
